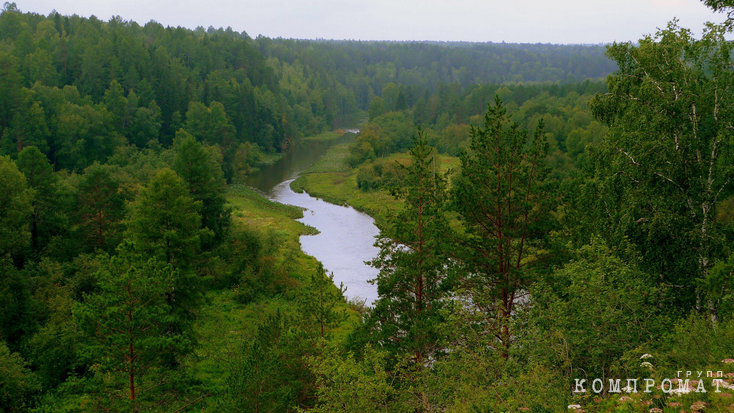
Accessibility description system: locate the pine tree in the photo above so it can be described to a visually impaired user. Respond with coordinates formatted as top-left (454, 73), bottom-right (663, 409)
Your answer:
top-left (297, 262), bottom-right (347, 346)
top-left (75, 163), bottom-right (127, 252)
top-left (74, 241), bottom-right (184, 410)
top-left (367, 129), bottom-right (453, 363)
top-left (0, 100), bottom-right (50, 156)
top-left (451, 97), bottom-right (551, 358)
top-left (126, 168), bottom-right (208, 340)
top-left (16, 146), bottom-right (62, 253)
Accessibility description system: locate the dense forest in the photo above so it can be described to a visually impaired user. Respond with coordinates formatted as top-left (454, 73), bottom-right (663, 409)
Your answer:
top-left (2, 0), bottom-right (734, 411)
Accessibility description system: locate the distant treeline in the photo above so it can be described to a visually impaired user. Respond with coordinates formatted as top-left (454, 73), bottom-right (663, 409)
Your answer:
top-left (257, 38), bottom-right (616, 110)
top-left (0, 3), bottom-right (353, 179)
top-left (0, 2), bottom-right (616, 181)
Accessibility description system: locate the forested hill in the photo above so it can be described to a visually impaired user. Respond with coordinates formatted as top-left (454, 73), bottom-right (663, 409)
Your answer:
top-left (0, 3), bottom-right (356, 178)
top-left (0, 3), bottom-right (616, 179)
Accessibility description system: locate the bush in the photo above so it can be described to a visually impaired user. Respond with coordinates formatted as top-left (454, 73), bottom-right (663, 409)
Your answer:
top-left (356, 159), bottom-right (408, 191)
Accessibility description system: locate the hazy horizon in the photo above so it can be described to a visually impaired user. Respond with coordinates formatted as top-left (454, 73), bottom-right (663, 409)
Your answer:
top-left (14, 0), bottom-right (728, 45)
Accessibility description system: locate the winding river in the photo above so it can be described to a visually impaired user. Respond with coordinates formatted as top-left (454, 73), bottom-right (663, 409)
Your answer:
top-left (245, 131), bottom-right (380, 306)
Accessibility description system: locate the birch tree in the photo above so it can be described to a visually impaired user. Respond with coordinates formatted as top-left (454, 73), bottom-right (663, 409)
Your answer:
top-left (588, 21), bottom-right (734, 319)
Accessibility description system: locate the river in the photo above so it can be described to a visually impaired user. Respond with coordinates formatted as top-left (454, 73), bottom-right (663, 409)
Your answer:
top-left (245, 131), bottom-right (380, 306)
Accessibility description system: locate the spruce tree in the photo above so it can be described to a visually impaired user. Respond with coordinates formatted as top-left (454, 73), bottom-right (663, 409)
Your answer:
top-left (173, 132), bottom-right (231, 248)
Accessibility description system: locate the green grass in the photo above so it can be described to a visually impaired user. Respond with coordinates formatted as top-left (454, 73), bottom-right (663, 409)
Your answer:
top-left (301, 130), bottom-right (343, 142)
top-left (187, 183), bottom-right (359, 407)
top-left (303, 143), bottom-right (352, 173)
top-left (290, 146), bottom-right (460, 228)
top-left (228, 184), bottom-right (306, 221)
top-left (300, 109), bottom-right (368, 142)
top-left (292, 173), bottom-right (397, 228)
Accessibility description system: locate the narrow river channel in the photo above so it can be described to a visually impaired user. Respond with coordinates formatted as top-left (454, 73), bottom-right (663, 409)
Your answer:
top-left (244, 131), bottom-right (380, 306)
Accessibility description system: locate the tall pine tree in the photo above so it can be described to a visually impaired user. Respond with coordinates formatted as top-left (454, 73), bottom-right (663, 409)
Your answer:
top-left (452, 97), bottom-right (551, 358)
top-left (367, 129), bottom-right (453, 363)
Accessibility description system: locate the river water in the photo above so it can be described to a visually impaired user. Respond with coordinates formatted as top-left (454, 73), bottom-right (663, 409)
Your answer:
top-left (245, 131), bottom-right (380, 306)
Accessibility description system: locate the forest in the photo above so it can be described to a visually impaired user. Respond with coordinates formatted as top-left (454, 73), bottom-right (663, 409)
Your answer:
top-left (1, 0), bottom-right (734, 411)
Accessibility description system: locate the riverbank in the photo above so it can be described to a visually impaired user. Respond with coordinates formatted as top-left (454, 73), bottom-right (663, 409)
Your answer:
top-left (189, 184), bottom-right (360, 401)
top-left (301, 130), bottom-right (344, 142)
top-left (290, 144), bottom-right (460, 229)
top-left (248, 126), bottom-right (361, 175)
top-left (298, 111), bottom-right (367, 142)
top-left (271, 180), bottom-right (381, 305)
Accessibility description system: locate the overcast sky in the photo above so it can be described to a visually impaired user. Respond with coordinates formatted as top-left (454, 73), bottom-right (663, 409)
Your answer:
top-left (16, 0), bottom-right (727, 44)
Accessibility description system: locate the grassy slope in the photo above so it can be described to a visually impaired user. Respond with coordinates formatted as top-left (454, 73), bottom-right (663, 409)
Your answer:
top-left (189, 184), bottom-right (357, 404)
top-left (290, 144), bottom-right (460, 228)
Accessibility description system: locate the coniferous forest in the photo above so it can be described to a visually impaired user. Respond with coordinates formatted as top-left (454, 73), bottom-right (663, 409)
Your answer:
top-left (2, 0), bottom-right (734, 411)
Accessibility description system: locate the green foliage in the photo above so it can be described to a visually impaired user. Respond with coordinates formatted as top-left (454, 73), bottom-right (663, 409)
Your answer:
top-left (17, 146), bottom-right (66, 254)
top-left (216, 311), bottom-right (314, 412)
top-left (296, 263), bottom-right (348, 344)
top-left (307, 344), bottom-right (409, 413)
top-left (348, 112), bottom-right (415, 165)
top-left (27, 262), bottom-right (80, 390)
top-left (74, 162), bottom-right (129, 252)
top-left (367, 130), bottom-right (454, 362)
top-left (452, 97), bottom-right (552, 356)
top-left (530, 239), bottom-right (666, 380)
top-left (704, 253), bottom-right (734, 319)
top-left (126, 168), bottom-right (207, 269)
top-left (588, 21), bottom-right (734, 317)
top-left (228, 228), bottom-right (294, 303)
top-left (368, 96), bottom-right (387, 120)
top-left (660, 314), bottom-right (734, 370)
top-left (0, 154), bottom-right (32, 257)
top-left (211, 226), bottom-right (262, 290)
top-left (356, 158), bottom-right (408, 191)
top-left (351, 81), bottom-right (606, 173)
top-left (53, 102), bottom-right (121, 170)
top-left (0, 50), bottom-right (23, 129)
top-left (0, 99), bottom-right (50, 156)
top-left (125, 168), bottom-right (207, 347)
top-left (129, 100), bottom-right (162, 148)
top-left (74, 241), bottom-right (187, 409)
top-left (425, 352), bottom-right (568, 411)
top-left (0, 340), bottom-right (38, 411)
top-left (0, 258), bottom-right (35, 350)
top-left (173, 133), bottom-right (231, 248)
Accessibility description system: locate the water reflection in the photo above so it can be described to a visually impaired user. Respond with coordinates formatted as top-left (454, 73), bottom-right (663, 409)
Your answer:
top-left (244, 132), bottom-right (358, 193)
top-left (243, 131), bottom-right (380, 306)
top-left (271, 180), bottom-right (380, 306)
